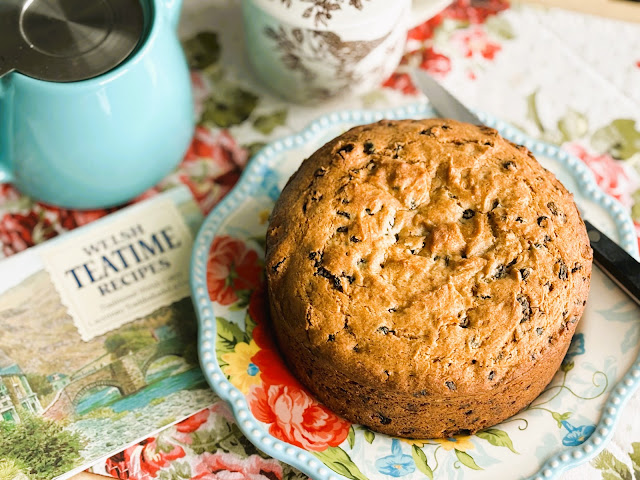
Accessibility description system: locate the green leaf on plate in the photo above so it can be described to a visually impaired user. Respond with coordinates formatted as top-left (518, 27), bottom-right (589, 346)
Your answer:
top-left (183, 31), bottom-right (221, 70)
top-left (591, 119), bottom-right (640, 160)
top-left (412, 445), bottom-right (434, 479)
top-left (476, 428), bottom-right (518, 454)
top-left (455, 449), bottom-right (483, 470)
top-left (561, 360), bottom-right (575, 373)
top-left (253, 109), bottom-right (288, 135)
top-left (592, 449), bottom-right (632, 480)
top-left (216, 316), bottom-right (245, 357)
top-left (362, 428), bottom-right (375, 444)
top-left (485, 15), bottom-right (515, 40)
top-left (557, 109), bottom-right (588, 142)
top-left (347, 426), bottom-right (356, 449)
top-left (313, 447), bottom-right (369, 480)
top-left (200, 83), bottom-right (259, 128)
top-left (551, 411), bottom-right (572, 429)
top-left (629, 443), bottom-right (640, 480)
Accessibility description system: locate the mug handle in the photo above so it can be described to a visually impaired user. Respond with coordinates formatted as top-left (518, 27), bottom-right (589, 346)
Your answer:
top-left (162, 0), bottom-right (184, 30)
top-left (409, 0), bottom-right (451, 29)
top-left (0, 77), bottom-right (14, 184)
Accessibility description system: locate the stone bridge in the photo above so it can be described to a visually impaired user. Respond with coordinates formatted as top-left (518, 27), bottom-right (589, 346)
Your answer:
top-left (43, 338), bottom-right (185, 420)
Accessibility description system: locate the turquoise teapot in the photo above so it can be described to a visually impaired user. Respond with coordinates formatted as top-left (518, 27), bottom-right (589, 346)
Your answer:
top-left (0, 0), bottom-right (194, 209)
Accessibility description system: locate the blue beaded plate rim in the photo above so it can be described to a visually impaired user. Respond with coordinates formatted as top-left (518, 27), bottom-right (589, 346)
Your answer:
top-left (191, 103), bottom-right (640, 480)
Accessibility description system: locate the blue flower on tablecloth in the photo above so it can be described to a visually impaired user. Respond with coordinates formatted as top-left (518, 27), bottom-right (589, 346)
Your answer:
top-left (561, 420), bottom-right (595, 446)
top-left (562, 333), bottom-right (585, 364)
top-left (375, 438), bottom-right (416, 477)
top-left (258, 166), bottom-right (280, 200)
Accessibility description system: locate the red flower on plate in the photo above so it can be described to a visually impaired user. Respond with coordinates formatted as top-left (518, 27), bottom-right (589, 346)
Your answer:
top-left (565, 142), bottom-right (640, 208)
top-left (192, 451), bottom-right (283, 480)
top-left (454, 27), bottom-right (502, 60)
top-left (105, 438), bottom-right (185, 480)
top-left (248, 382), bottom-right (350, 451)
top-left (207, 235), bottom-right (261, 306)
top-left (419, 47), bottom-right (452, 76)
top-left (0, 211), bottom-right (56, 256)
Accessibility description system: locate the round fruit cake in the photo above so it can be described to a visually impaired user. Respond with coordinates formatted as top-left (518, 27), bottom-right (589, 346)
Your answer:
top-left (265, 119), bottom-right (592, 438)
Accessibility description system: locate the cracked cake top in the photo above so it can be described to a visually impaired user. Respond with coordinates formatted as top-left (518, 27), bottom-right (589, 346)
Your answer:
top-left (265, 118), bottom-right (592, 396)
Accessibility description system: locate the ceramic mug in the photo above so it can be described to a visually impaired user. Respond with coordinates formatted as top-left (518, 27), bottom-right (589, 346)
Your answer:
top-left (242, 0), bottom-right (450, 103)
top-left (0, 0), bottom-right (194, 209)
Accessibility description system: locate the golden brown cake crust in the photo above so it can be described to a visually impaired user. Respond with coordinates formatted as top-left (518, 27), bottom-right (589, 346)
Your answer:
top-left (265, 119), bottom-right (592, 438)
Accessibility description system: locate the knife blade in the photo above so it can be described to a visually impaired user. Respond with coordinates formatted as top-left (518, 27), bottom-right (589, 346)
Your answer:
top-left (410, 68), bottom-right (640, 307)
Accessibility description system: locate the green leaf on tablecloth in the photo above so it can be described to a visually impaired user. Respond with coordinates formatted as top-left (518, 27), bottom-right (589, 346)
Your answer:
top-left (200, 83), bottom-right (259, 128)
top-left (217, 317), bottom-right (245, 357)
top-left (347, 426), bottom-right (356, 449)
top-left (183, 31), bottom-right (221, 70)
top-left (526, 90), bottom-right (545, 134)
top-left (476, 428), bottom-right (518, 453)
top-left (313, 446), bottom-right (369, 480)
top-left (631, 190), bottom-right (640, 221)
top-left (243, 142), bottom-right (268, 159)
top-left (558, 109), bottom-right (588, 142)
top-left (455, 449), bottom-right (483, 470)
top-left (592, 449), bottom-right (632, 480)
top-left (361, 89), bottom-right (388, 108)
top-left (172, 461), bottom-right (192, 479)
top-left (412, 445), bottom-right (434, 479)
top-left (253, 109), bottom-right (288, 135)
top-left (591, 119), bottom-right (640, 160)
top-left (551, 411), bottom-right (572, 428)
top-left (629, 443), bottom-right (640, 480)
top-left (485, 15), bottom-right (515, 40)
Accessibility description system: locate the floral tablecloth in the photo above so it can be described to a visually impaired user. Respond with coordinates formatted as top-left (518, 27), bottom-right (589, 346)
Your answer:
top-left (1, 0), bottom-right (639, 479)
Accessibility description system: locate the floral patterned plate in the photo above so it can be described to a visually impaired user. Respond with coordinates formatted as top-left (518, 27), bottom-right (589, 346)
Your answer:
top-left (192, 103), bottom-right (640, 480)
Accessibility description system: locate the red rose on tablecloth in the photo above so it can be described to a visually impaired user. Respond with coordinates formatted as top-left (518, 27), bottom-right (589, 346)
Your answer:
top-left (248, 382), bottom-right (350, 451)
top-left (44, 206), bottom-right (112, 231)
top-left (444, 0), bottom-right (510, 24)
top-left (420, 47), bottom-right (452, 76)
top-left (105, 438), bottom-right (185, 480)
top-left (175, 408), bottom-right (210, 433)
top-left (454, 27), bottom-right (502, 60)
top-left (192, 451), bottom-right (283, 480)
top-left (382, 72), bottom-right (418, 95)
top-left (565, 143), bottom-right (640, 208)
top-left (178, 128), bottom-right (247, 214)
top-left (207, 236), bottom-right (261, 306)
top-left (0, 211), bottom-right (56, 256)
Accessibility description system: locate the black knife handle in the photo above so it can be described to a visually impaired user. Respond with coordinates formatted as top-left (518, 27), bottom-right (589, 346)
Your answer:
top-left (584, 220), bottom-right (640, 307)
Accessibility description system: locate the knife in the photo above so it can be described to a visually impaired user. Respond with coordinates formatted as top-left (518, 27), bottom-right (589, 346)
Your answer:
top-left (411, 68), bottom-right (640, 307)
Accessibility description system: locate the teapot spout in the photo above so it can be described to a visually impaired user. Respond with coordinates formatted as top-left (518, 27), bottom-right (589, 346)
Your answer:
top-left (161, 0), bottom-right (183, 30)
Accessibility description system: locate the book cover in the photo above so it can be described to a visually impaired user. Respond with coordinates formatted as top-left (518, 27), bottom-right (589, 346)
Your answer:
top-left (0, 187), bottom-right (217, 480)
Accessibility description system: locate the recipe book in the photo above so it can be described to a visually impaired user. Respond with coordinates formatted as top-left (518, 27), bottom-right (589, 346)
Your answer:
top-left (0, 186), bottom-right (217, 480)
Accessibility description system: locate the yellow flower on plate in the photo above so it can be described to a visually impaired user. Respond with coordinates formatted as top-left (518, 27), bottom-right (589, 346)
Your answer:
top-left (221, 340), bottom-right (261, 393)
top-left (434, 435), bottom-right (475, 451)
top-left (400, 438), bottom-right (430, 448)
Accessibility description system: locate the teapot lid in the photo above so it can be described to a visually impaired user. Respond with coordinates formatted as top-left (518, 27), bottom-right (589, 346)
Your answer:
top-left (0, 0), bottom-right (144, 82)
top-left (251, 0), bottom-right (408, 34)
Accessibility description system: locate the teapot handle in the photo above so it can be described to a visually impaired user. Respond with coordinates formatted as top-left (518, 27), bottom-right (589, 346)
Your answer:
top-left (162, 0), bottom-right (183, 30)
top-left (0, 76), bottom-right (14, 184)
